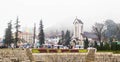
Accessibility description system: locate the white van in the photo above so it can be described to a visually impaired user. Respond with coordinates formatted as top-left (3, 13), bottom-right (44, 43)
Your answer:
top-left (54, 45), bottom-right (64, 49)
top-left (74, 45), bottom-right (84, 49)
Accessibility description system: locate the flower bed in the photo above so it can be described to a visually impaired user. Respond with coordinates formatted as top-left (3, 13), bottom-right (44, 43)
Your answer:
top-left (70, 49), bottom-right (79, 53)
top-left (59, 49), bottom-right (70, 53)
top-left (49, 49), bottom-right (58, 53)
top-left (32, 49), bottom-right (39, 53)
top-left (38, 48), bottom-right (47, 53)
top-left (32, 49), bottom-right (88, 53)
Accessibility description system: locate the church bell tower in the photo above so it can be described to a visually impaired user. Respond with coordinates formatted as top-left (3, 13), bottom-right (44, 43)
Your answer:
top-left (73, 17), bottom-right (84, 47)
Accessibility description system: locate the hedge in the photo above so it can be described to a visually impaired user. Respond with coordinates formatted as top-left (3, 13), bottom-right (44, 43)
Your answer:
top-left (32, 49), bottom-right (88, 53)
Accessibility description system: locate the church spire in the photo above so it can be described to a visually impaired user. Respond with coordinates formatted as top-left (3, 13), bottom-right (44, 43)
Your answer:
top-left (73, 16), bottom-right (83, 24)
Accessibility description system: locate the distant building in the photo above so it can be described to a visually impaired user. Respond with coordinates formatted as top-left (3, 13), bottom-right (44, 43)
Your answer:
top-left (13, 31), bottom-right (33, 45)
top-left (21, 32), bottom-right (33, 44)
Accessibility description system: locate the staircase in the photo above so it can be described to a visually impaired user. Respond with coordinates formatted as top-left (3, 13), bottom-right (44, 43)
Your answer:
top-left (86, 48), bottom-right (96, 62)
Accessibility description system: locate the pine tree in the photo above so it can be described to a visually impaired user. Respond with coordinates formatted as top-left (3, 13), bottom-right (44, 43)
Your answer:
top-left (64, 30), bottom-right (71, 46)
top-left (94, 41), bottom-right (98, 48)
top-left (4, 21), bottom-right (13, 47)
top-left (61, 30), bottom-right (64, 43)
top-left (15, 17), bottom-right (20, 47)
top-left (38, 20), bottom-right (45, 46)
top-left (84, 37), bottom-right (89, 49)
top-left (58, 30), bottom-right (64, 45)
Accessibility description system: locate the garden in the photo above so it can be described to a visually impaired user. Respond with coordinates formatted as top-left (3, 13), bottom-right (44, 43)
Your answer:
top-left (32, 48), bottom-right (88, 53)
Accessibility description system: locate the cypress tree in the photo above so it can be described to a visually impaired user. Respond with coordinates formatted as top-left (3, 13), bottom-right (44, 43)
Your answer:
top-left (94, 41), bottom-right (98, 48)
top-left (4, 21), bottom-right (13, 47)
top-left (58, 30), bottom-right (65, 45)
top-left (61, 30), bottom-right (64, 45)
top-left (15, 17), bottom-right (20, 47)
top-left (64, 30), bottom-right (71, 46)
top-left (84, 37), bottom-right (89, 49)
top-left (38, 20), bottom-right (45, 46)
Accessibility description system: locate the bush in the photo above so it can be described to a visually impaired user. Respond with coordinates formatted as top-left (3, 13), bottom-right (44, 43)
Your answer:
top-left (38, 48), bottom-right (47, 53)
top-left (32, 49), bottom-right (40, 53)
top-left (79, 49), bottom-right (88, 53)
top-left (70, 49), bottom-right (79, 53)
top-left (49, 49), bottom-right (58, 53)
top-left (32, 49), bottom-right (88, 53)
top-left (116, 44), bottom-right (120, 50)
top-left (111, 42), bottom-right (117, 51)
top-left (104, 42), bottom-right (110, 50)
top-left (61, 49), bottom-right (70, 53)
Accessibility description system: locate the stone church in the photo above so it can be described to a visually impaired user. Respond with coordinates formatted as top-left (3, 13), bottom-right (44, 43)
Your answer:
top-left (71, 17), bottom-right (84, 48)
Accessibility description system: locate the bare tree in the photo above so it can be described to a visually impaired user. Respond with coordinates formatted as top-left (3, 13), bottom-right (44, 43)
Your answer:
top-left (116, 24), bottom-right (120, 40)
top-left (92, 23), bottom-right (105, 42)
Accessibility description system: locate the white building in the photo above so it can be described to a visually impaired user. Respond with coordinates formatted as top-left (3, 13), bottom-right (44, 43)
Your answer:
top-left (72, 17), bottom-right (84, 47)
top-left (45, 37), bottom-right (60, 45)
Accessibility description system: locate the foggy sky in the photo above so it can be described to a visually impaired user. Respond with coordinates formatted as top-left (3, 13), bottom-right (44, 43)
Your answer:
top-left (0, 0), bottom-right (120, 37)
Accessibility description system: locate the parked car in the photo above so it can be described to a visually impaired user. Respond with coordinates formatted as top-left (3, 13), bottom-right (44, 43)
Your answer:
top-left (54, 45), bottom-right (64, 49)
top-left (74, 45), bottom-right (84, 49)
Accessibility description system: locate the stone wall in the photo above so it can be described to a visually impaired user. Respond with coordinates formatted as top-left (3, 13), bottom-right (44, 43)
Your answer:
top-left (0, 49), bottom-right (30, 62)
top-left (32, 49), bottom-right (120, 62)
top-left (95, 53), bottom-right (120, 62)
top-left (0, 49), bottom-right (120, 62)
top-left (33, 53), bottom-right (87, 62)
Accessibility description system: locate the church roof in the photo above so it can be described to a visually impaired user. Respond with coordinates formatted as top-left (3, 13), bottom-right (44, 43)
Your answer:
top-left (73, 17), bottom-right (83, 24)
top-left (83, 32), bottom-right (98, 39)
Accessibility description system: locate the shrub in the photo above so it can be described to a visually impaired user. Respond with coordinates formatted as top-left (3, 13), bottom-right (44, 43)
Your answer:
top-left (70, 49), bottom-right (79, 53)
top-left (111, 42), bottom-right (117, 51)
top-left (79, 49), bottom-right (88, 53)
top-left (39, 48), bottom-right (47, 53)
top-left (61, 49), bottom-right (70, 53)
top-left (32, 49), bottom-right (88, 53)
top-left (49, 49), bottom-right (58, 53)
top-left (32, 49), bottom-right (40, 53)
